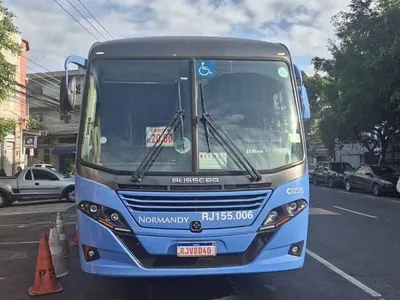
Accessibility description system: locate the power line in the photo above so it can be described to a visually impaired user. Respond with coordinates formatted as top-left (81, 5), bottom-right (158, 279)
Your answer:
top-left (14, 69), bottom-right (60, 95)
top-left (21, 56), bottom-right (61, 83)
top-left (26, 67), bottom-right (60, 89)
top-left (77, 0), bottom-right (114, 39)
top-left (65, 0), bottom-right (108, 41)
top-left (53, 0), bottom-right (99, 41)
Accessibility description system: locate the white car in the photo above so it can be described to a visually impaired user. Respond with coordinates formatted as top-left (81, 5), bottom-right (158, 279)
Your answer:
top-left (397, 178), bottom-right (400, 194)
top-left (33, 163), bottom-right (56, 171)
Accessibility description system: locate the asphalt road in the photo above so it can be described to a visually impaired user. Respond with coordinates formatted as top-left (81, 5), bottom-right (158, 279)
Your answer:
top-left (0, 187), bottom-right (399, 300)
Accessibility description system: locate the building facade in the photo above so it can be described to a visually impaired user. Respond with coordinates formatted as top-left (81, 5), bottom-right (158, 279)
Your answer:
top-left (26, 69), bottom-right (84, 173)
top-left (0, 35), bottom-right (29, 176)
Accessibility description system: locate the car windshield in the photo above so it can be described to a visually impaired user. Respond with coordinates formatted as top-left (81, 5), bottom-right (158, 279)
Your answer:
top-left (330, 163), bottom-right (354, 172)
top-left (80, 59), bottom-right (303, 173)
top-left (371, 166), bottom-right (397, 175)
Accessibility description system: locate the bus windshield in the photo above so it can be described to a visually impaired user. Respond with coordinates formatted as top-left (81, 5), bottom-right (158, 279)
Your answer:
top-left (80, 59), bottom-right (303, 174)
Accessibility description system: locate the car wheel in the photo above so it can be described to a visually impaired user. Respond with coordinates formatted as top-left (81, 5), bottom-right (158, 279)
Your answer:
top-left (345, 180), bottom-right (352, 192)
top-left (372, 183), bottom-right (380, 196)
top-left (328, 178), bottom-right (334, 188)
top-left (66, 187), bottom-right (76, 202)
top-left (0, 192), bottom-right (9, 208)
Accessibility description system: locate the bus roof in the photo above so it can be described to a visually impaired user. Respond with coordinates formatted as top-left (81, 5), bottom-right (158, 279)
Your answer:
top-left (89, 36), bottom-right (290, 60)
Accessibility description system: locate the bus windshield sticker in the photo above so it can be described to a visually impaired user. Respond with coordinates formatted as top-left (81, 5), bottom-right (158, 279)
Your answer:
top-left (196, 61), bottom-right (216, 78)
top-left (146, 126), bottom-right (174, 148)
top-left (175, 137), bottom-right (191, 154)
top-left (245, 148), bottom-right (275, 154)
top-left (278, 67), bottom-right (289, 78)
top-left (100, 136), bottom-right (107, 144)
top-left (289, 133), bottom-right (301, 143)
top-left (199, 152), bottom-right (227, 169)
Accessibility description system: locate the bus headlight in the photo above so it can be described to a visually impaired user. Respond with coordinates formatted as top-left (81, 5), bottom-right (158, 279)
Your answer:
top-left (78, 201), bottom-right (132, 233)
top-left (259, 199), bottom-right (308, 231)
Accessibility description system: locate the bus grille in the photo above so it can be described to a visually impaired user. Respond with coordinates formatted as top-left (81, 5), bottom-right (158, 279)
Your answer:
top-left (117, 191), bottom-right (270, 212)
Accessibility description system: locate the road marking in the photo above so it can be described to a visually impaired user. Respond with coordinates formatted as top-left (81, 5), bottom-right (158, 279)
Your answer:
top-left (390, 200), bottom-right (400, 204)
top-left (10, 252), bottom-right (27, 259)
top-left (307, 249), bottom-right (382, 298)
top-left (332, 206), bottom-right (378, 219)
top-left (321, 187), bottom-right (330, 190)
top-left (338, 190), bottom-right (351, 194)
top-left (0, 203), bottom-right (75, 216)
top-left (0, 241), bottom-right (39, 245)
top-left (0, 221), bottom-right (76, 228)
top-left (310, 207), bottom-right (340, 215)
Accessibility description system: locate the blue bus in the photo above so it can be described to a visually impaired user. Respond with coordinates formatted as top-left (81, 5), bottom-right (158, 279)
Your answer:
top-left (60, 36), bottom-right (311, 277)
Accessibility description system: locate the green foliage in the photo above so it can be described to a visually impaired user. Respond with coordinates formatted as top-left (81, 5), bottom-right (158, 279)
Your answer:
top-left (0, 117), bottom-right (15, 141)
top-left (0, 2), bottom-right (22, 103)
top-left (65, 158), bottom-right (75, 174)
top-left (311, 0), bottom-right (400, 163)
top-left (26, 115), bottom-right (43, 130)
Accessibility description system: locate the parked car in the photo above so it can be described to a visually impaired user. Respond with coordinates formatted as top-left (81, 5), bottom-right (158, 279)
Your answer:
top-left (0, 167), bottom-right (75, 208)
top-left (312, 161), bottom-right (355, 188)
top-left (32, 163), bottom-right (56, 171)
top-left (308, 163), bottom-right (316, 182)
top-left (397, 178), bottom-right (400, 194)
top-left (343, 164), bottom-right (399, 196)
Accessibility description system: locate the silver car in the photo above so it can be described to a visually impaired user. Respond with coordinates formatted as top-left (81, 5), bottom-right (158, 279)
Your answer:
top-left (0, 167), bottom-right (75, 208)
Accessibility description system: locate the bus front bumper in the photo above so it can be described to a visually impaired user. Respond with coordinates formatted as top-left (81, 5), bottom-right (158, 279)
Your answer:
top-left (77, 210), bottom-right (308, 277)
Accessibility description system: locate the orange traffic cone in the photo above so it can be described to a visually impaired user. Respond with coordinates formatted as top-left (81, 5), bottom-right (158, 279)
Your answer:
top-left (28, 233), bottom-right (63, 296)
top-left (70, 224), bottom-right (78, 247)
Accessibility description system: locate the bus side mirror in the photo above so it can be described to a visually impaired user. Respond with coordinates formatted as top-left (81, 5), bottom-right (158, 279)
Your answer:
top-left (293, 64), bottom-right (311, 120)
top-left (300, 85), bottom-right (311, 120)
top-left (60, 55), bottom-right (87, 112)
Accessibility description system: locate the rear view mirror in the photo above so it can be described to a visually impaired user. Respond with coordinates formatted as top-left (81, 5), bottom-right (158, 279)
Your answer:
top-left (293, 64), bottom-right (311, 120)
top-left (60, 55), bottom-right (87, 112)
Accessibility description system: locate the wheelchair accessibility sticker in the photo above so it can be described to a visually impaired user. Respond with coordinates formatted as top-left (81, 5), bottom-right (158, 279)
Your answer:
top-left (197, 61), bottom-right (216, 77)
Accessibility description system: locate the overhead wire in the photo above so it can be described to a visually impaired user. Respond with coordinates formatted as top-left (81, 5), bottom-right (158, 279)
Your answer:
top-left (21, 55), bottom-right (61, 83)
top-left (53, 0), bottom-right (100, 41)
top-left (65, 0), bottom-right (108, 41)
top-left (76, 0), bottom-right (114, 39)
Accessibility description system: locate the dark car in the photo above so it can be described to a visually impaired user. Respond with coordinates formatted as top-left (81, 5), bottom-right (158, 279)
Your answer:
top-left (343, 164), bottom-right (400, 196)
top-left (308, 163), bottom-right (316, 183)
top-left (312, 161), bottom-right (355, 188)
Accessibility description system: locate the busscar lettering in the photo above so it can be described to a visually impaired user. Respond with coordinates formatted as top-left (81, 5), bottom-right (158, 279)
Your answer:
top-left (171, 177), bottom-right (219, 184)
top-left (138, 216), bottom-right (190, 224)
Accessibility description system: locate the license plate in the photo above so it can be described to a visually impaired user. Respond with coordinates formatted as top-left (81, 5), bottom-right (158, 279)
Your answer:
top-left (177, 242), bottom-right (217, 257)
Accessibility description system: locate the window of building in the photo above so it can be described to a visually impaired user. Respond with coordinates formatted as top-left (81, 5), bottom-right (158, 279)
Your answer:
top-left (59, 137), bottom-right (76, 144)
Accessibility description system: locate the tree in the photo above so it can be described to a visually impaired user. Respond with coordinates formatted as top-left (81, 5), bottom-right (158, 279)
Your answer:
top-left (26, 115), bottom-right (44, 130)
top-left (0, 3), bottom-right (22, 143)
top-left (303, 72), bottom-right (343, 157)
top-left (312, 0), bottom-right (400, 164)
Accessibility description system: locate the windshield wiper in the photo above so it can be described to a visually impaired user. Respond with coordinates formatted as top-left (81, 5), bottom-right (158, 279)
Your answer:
top-left (199, 84), bottom-right (262, 182)
top-left (132, 82), bottom-right (185, 183)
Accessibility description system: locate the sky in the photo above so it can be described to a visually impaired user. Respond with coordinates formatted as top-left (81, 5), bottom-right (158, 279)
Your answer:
top-left (5, 0), bottom-right (352, 75)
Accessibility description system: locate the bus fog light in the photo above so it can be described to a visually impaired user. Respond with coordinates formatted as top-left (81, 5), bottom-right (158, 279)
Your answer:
top-left (110, 213), bottom-right (119, 222)
top-left (291, 245), bottom-right (300, 254)
top-left (288, 241), bottom-right (304, 257)
top-left (89, 204), bottom-right (98, 213)
top-left (82, 244), bottom-right (100, 262)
